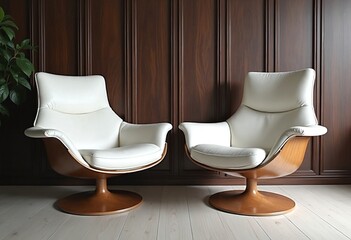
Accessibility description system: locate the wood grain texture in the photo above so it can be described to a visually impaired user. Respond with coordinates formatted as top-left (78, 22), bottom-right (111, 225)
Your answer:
top-left (90, 0), bottom-right (126, 117)
top-left (180, 0), bottom-right (219, 172)
top-left (41, 0), bottom-right (79, 74)
top-left (275, 0), bottom-right (314, 71)
top-left (1, 185), bottom-right (351, 239)
top-left (181, 0), bottom-right (217, 123)
top-left (321, 0), bottom-right (351, 175)
top-left (134, 0), bottom-right (171, 124)
top-left (274, 0), bottom-right (315, 173)
top-left (0, 0), bottom-right (350, 185)
top-left (228, 0), bottom-right (266, 113)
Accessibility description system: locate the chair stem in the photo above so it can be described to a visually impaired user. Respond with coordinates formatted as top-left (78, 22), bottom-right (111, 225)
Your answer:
top-left (95, 177), bottom-right (109, 195)
top-left (244, 177), bottom-right (258, 196)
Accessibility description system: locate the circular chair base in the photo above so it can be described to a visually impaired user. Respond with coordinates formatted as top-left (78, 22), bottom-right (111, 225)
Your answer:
top-left (209, 190), bottom-right (295, 216)
top-left (56, 190), bottom-right (142, 216)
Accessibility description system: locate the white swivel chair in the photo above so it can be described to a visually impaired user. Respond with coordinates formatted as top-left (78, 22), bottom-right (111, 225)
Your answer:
top-left (179, 68), bottom-right (327, 216)
top-left (25, 72), bottom-right (172, 215)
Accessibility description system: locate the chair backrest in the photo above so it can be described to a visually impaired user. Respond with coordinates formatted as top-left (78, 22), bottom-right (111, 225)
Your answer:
top-left (227, 68), bottom-right (318, 151)
top-left (33, 72), bottom-right (123, 149)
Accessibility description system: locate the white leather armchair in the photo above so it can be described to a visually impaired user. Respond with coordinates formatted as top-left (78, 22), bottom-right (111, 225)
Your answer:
top-left (179, 68), bottom-right (327, 216)
top-left (25, 72), bottom-right (172, 215)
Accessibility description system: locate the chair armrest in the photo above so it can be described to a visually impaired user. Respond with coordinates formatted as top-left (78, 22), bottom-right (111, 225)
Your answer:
top-left (264, 125), bottom-right (327, 163)
top-left (119, 122), bottom-right (172, 148)
top-left (179, 122), bottom-right (231, 149)
top-left (24, 127), bottom-right (86, 164)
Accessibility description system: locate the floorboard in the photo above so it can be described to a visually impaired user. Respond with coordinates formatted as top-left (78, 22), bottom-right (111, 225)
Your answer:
top-left (157, 186), bottom-right (192, 240)
top-left (0, 185), bottom-right (350, 240)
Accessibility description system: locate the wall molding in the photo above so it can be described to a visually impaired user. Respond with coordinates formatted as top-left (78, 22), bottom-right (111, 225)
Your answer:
top-left (0, 0), bottom-right (350, 185)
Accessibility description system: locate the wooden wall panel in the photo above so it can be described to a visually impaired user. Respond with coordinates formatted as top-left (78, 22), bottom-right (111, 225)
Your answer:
top-left (275, 0), bottom-right (314, 71)
top-left (275, 0), bottom-right (316, 173)
top-left (228, 0), bottom-right (266, 113)
top-left (130, 0), bottom-right (173, 171)
top-left (181, 0), bottom-right (217, 123)
top-left (90, 0), bottom-right (126, 117)
top-left (134, 0), bottom-right (171, 124)
top-left (40, 0), bottom-right (79, 74)
top-left (0, 0), bottom-right (351, 185)
top-left (321, 0), bottom-right (351, 175)
top-left (180, 0), bottom-right (218, 171)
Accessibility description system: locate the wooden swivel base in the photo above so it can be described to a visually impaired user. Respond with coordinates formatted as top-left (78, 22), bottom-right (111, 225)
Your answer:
top-left (55, 178), bottom-right (142, 215)
top-left (56, 190), bottom-right (142, 216)
top-left (209, 190), bottom-right (295, 216)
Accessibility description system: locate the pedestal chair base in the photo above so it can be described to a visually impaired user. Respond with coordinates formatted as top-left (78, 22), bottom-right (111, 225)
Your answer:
top-left (56, 190), bottom-right (142, 216)
top-left (209, 190), bottom-right (295, 216)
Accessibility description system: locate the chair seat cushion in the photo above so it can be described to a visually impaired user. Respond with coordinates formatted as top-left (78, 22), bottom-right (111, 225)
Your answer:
top-left (190, 144), bottom-right (266, 170)
top-left (79, 144), bottom-right (163, 170)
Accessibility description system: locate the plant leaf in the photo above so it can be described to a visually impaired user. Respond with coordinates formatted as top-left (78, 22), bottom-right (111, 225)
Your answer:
top-left (0, 83), bottom-right (9, 102)
top-left (2, 26), bottom-right (15, 40)
top-left (0, 20), bottom-right (18, 30)
top-left (6, 40), bottom-right (14, 49)
top-left (0, 48), bottom-right (11, 62)
top-left (0, 33), bottom-right (10, 46)
top-left (0, 103), bottom-right (9, 116)
top-left (10, 68), bottom-right (20, 83)
top-left (0, 7), bottom-right (4, 22)
top-left (18, 77), bottom-right (31, 90)
top-left (16, 57), bottom-right (34, 77)
top-left (20, 39), bottom-right (32, 49)
top-left (9, 86), bottom-right (26, 105)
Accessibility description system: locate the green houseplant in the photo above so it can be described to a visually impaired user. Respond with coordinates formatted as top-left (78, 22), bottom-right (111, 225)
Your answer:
top-left (0, 6), bottom-right (34, 126)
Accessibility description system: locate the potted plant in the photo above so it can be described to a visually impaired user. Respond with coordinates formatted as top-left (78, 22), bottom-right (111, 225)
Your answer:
top-left (0, 6), bottom-right (34, 126)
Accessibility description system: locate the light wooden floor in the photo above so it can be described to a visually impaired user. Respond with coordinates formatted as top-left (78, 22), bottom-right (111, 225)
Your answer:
top-left (0, 185), bottom-right (350, 240)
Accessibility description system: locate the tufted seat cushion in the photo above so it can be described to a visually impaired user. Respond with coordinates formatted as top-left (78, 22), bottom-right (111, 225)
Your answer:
top-left (80, 144), bottom-right (163, 170)
top-left (190, 144), bottom-right (266, 170)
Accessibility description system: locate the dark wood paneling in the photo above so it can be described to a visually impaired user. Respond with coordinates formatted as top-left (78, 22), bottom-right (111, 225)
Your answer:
top-left (40, 0), bottom-right (79, 74)
top-left (130, 0), bottom-right (173, 171)
top-left (275, 0), bottom-right (315, 173)
top-left (134, 0), bottom-right (171, 124)
top-left (180, 0), bottom-right (219, 171)
top-left (0, 0), bottom-right (350, 185)
top-left (321, 0), bottom-right (351, 175)
top-left (90, 0), bottom-right (126, 117)
top-left (228, 0), bottom-right (266, 113)
top-left (275, 0), bottom-right (314, 71)
top-left (181, 0), bottom-right (217, 123)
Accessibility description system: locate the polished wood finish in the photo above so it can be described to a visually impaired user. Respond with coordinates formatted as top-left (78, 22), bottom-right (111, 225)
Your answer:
top-left (321, 0), bottom-right (351, 176)
top-left (56, 178), bottom-right (142, 216)
top-left (185, 137), bottom-right (310, 179)
top-left (209, 188), bottom-right (295, 216)
top-left (43, 139), bottom-right (168, 177)
top-left (134, 0), bottom-right (171, 124)
top-left (186, 137), bottom-right (310, 215)
top-left (0, 0), bottom-right (351, 185)
top-left (90, 0), bottom-right (126, 116)
top-left (41, 138), bottom-right (168, 215)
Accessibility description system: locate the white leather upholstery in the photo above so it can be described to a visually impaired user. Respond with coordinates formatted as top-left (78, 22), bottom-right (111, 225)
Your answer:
top-left (120, 122), bottom-right (173, 149)
top-left (179, 68), bottom-right (327, 170)
top-left (24, 126), bottom-right (88, 166)
top-left (242, 69), bottom-right (315, 112)
top-left (191, 144), bottom-right (266, 169)
top-left (80, 144), bottom-right (163, 170)
top-left (34, 73), bottom-right (110, 115)
top-left (25, 72), bottom-right (172, 171)
top-left (178, 122), bottom-right (231, 149)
